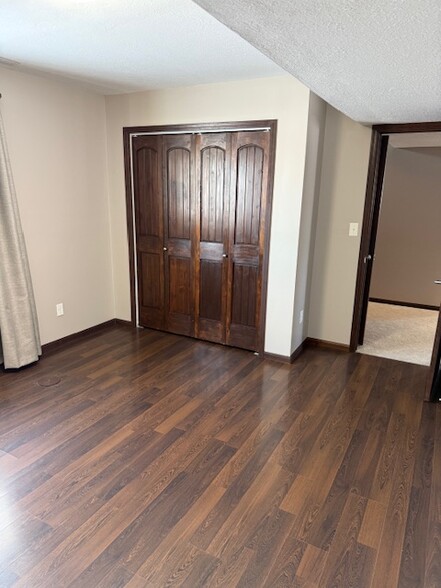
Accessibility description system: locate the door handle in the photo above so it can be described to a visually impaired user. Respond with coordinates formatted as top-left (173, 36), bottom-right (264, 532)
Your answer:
top-left (163, 247), bottom-right (168, 252)
top-left (435, 280), bottom-right (441, 285)
top-left (363, 254), bottom-right (372, 264)
top-left (222, 253), bottom-right (228, 258)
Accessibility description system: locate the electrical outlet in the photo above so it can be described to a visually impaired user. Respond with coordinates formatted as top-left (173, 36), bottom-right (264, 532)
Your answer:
top-left (56, 303), bottom-right (64, 317)
top-left (299, 309), bottom-right (304, 324)
top-left (349, 222), bottom-right (359, 237)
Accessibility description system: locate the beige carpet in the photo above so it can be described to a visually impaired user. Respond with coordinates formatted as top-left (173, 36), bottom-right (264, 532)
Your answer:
top-left (357, 302), bottom-right (439, 366)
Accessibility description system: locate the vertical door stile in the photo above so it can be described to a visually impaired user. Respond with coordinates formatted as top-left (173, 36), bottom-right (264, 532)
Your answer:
top-left (162, 134), bottom-right (195, 337)
top-left (161, 135), bottom-right (169, 331)
top-left (227, 130), bottom-right (270, 352)
top-left (223, 133), bottom-right (233, 344)
top-left (132, 134), bottom-right (165, 331)
top-left (257, 131), bottom-right (271, 346)
top-left (193, 133), bottom-right (201, 338)
top-left (197, 132), bottom-right (231, 344)
top-left (225, 132), bottom-right (238, 347)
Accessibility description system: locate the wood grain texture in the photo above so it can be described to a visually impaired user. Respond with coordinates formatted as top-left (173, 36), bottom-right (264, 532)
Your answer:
top-left (227, 130), bottom-right (271, 352)
top-left (163, 134), bottom-right (195, 338)
top-left (125, 121), bottom-right (277, 355)
top-left (0, 324), bottom-right (438, 587)
top-left (132, 135), bottom-right (165, 331)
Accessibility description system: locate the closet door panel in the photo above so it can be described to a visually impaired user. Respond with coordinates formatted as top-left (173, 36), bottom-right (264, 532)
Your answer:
top-left (163, 135), bottom-right (195, 336)
top-left (199, 261), bottom-right (223, 321)
top-left (227, 131), bottom-right (270, 351)
top-left (133, 135), bottom-right (165, 330)
top-left (234, 144), bottom-right (263, 245)
top-left (200, 145), bottom-right (226, 243)
top-left (167, 148), bottom-right (191, 239)
top-left (168, 257), bottom-right (191, 315)
top-left (140, 253), bottom-right (161, 309)
top-left (196, 134), bottom-right (230, 343)
top-left (231, 264), bottom-right (258, 326)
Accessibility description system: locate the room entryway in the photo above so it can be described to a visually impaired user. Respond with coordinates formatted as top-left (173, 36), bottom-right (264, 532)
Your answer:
top-left (351, 124), bottom-right (441, 400)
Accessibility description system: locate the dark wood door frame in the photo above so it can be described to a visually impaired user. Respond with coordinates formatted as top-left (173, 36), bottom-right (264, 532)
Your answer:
top-left (426, 310), bottom-right (441, 401)
top-left (123, 120), bottom-right (277, 356)
top-left (354, 133), bottom-right (389, 348)
top-left (350, 121), bottom-right (441, 401)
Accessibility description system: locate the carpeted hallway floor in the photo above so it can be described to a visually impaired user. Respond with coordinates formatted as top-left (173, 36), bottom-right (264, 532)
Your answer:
top-left (358, 302), bottom-right (439, 366)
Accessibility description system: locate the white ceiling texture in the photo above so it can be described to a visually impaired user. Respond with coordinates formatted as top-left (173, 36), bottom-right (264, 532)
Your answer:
top-left (1, 0), bottom-right (440, 123)
top-left (0, 0), bottom-right (284, 94)
top-left (193, 0), bottom-right (441, 124)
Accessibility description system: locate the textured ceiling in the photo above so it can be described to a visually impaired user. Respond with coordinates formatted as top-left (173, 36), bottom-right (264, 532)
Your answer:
top-left (0, 0), bottom-right (283, 94)
top-left (193, 0), bottom-right (441, 124)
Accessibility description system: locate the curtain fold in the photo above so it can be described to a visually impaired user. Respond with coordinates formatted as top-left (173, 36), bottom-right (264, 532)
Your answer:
top-left (0, 107), bottom-right (41, 369)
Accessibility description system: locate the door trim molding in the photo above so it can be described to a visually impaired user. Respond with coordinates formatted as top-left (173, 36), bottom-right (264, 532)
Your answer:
top-left (350, 120), bottom-right (441, 353)
top-left (369, 297), bottom-right (440, 312)
top-left (350, 132), bottom-right (388, 351)
top-left (123, 120), bottom-right (278, 355)
top-left (426, 308), bottom-right (441, 401)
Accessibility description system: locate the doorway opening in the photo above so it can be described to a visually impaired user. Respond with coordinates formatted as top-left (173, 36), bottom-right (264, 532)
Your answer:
top-left (351, 123), bottom-right (441, 401)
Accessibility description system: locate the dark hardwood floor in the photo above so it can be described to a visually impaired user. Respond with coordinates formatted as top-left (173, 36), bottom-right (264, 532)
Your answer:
top-left (0, 324), bottom-right (439, 587)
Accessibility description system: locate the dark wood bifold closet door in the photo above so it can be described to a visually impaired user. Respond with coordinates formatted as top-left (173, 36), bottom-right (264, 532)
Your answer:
top-left (195, 133), bottom-right (231, 343)
top-left (227, 130), bottom-right (270, 351)
top-left (128, 123), bottom-right (274, 353)
top-left (163, 134), bottom-right (195, 337)
top-left (132, 135), bottom-right (165, 330)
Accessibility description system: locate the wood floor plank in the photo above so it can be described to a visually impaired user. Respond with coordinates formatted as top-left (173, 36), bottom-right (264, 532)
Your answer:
top-left (302, 427), bottom-right (370, 549)
top-left (94, 565), bottom-right (134, 587)
top-left (67, 441), bottom-right (233, 586)
top-left (317, 493), bottom-right (375, 588)
top-left (423, 405), bottom-right (441, 587)
top-left (208, 547), bottom-right (254, 587)
top-left (142, 542), bottom-right (219, 588)
top-left (397, 403), bottom-right (435, 586)
top-left (0, 512), bottom-right (52, 574)
top-left (154, 396), bottom-right (204, 434)
top-left (237, 507), bottom-right (294, 587)
top-left (358, 499), bottom-right (387, 550)
top-left (17, 424), bottom-right (143, 514)
top-left (295, 543), bottom-right (328, 586)
top-left (280, 474), bottom-right (313, 516)
top-left (371, 409), bottom-right (423, 586)
top-left (213, 408), bottom-right (285, 490)
top-left (191, 426), bottom-right (284, 550)
top-left (205, 460), bottom-right (295, 559)
top-left (13, 431), bottom-right (220, 586)
top-left (135, 483), bottom-right (225, 582)
top-left (369, 410), bottom-right (407, 504)
top-left (262, 534), bottom-right (307, 587)
top-left (0, 325), bottom-right (439, 587)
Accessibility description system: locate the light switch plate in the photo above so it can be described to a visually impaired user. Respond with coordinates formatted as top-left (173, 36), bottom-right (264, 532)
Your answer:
top-left (349, 222), bottom-right (359, 237)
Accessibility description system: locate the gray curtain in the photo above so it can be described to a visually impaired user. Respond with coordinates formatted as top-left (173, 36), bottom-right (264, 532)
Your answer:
top-left (0, 106), bottom-right (41, 368)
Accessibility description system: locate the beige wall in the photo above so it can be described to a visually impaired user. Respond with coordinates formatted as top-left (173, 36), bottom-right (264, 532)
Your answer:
top-left (105, 75), bottom-right (312, 356)
top-left (308, 105), bottom-right (372, 345)
top-left (1, 66), bottom-right (371, 351)
top-left (291, 92), bottom-right (326, 352)
top-left (370, 146), bottom-right (441, 307)
top-left (1, 67), bottom-right (114, 345)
